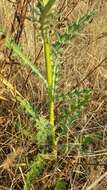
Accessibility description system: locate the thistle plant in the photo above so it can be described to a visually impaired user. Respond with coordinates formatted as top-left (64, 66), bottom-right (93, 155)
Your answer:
top-left (39, 0), bottom-right (58, 156)
top-left (0, 0), bottom-right (96, 189)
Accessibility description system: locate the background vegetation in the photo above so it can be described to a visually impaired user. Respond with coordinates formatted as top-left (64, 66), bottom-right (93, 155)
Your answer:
top-left (0, 0), bottom-right (107, 190)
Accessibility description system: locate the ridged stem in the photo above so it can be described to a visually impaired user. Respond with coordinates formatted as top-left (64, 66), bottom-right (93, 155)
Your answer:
top-left (43, 32), bottom-right (54, 124)
top-left (42, 30), bottom-right (56, 156)
top-left (40, 0), bottom-right (57, 157)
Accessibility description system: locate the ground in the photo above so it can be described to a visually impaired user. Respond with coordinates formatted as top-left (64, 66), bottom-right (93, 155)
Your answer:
top-left (0, 0), bottom-right (107, 190)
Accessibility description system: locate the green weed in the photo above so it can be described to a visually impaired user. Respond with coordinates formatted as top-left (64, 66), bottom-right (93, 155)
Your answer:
top-left (55, 178), bottom-right (67, 190)
top-left (23, 154), bottom-right (46, 190)
top-left (0, 0), bottom-right (96, 189)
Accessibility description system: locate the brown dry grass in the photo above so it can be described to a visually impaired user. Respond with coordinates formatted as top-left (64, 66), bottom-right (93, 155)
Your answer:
top-left (0, 0), bottom-right (107, 189)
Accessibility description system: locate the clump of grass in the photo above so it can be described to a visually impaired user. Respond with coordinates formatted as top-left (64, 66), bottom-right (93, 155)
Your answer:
top-left (0, 0), bottom-right (96, 189)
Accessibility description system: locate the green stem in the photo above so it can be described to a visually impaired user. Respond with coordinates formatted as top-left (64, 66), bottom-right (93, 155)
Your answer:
top-left (40, 0), bottom-right (56, 26)
top-left (39, 0), bottom-right (57, 157)
top-left (42, 30), bottom-right (56, 155)
top-left (43, 32), bottom-right (54, 125)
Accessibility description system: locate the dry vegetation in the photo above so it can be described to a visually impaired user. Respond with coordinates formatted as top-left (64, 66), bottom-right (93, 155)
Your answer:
top-left (0, 0), bottom-right (107, 190)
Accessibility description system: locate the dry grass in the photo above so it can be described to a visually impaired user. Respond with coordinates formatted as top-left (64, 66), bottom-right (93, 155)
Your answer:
top-left (0, 0), bottom-right (107, 189)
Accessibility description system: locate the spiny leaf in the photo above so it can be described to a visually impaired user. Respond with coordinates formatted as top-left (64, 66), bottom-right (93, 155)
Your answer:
top-left (53, 10), bottom-right (96, 52)
top-left (58, 88), bottom-right (93, 131)
top-left (5, 37), bottom-right (47, 86)
top-left (23, 154), bottom-right (46, 190)
top-left (16, 96), bottom-right (37, 120)
top-left (57, 88), bottom-right (93, 102)
top-left (52, 11), bottom-right (96, 100)
top-left (35, 116), bottom-right (51, 146)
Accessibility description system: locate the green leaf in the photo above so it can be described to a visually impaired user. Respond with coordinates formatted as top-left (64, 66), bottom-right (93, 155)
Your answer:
top-left (16, 95), bottom-right (37, 121)
top-left (55, 178), bottom-right (67, 190)
top-left (53, 10), bottom-right (96, 52)
top-left (35, 117), bottom-right (51, 146)
top-left (58, 88), bottom-right (93, 132)
top-left (82, 135), bottom-right (94, 145)
top-left (5, 38), bottom-right (47, 86)
top-left (24, 154), bottom-right (46, 190)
